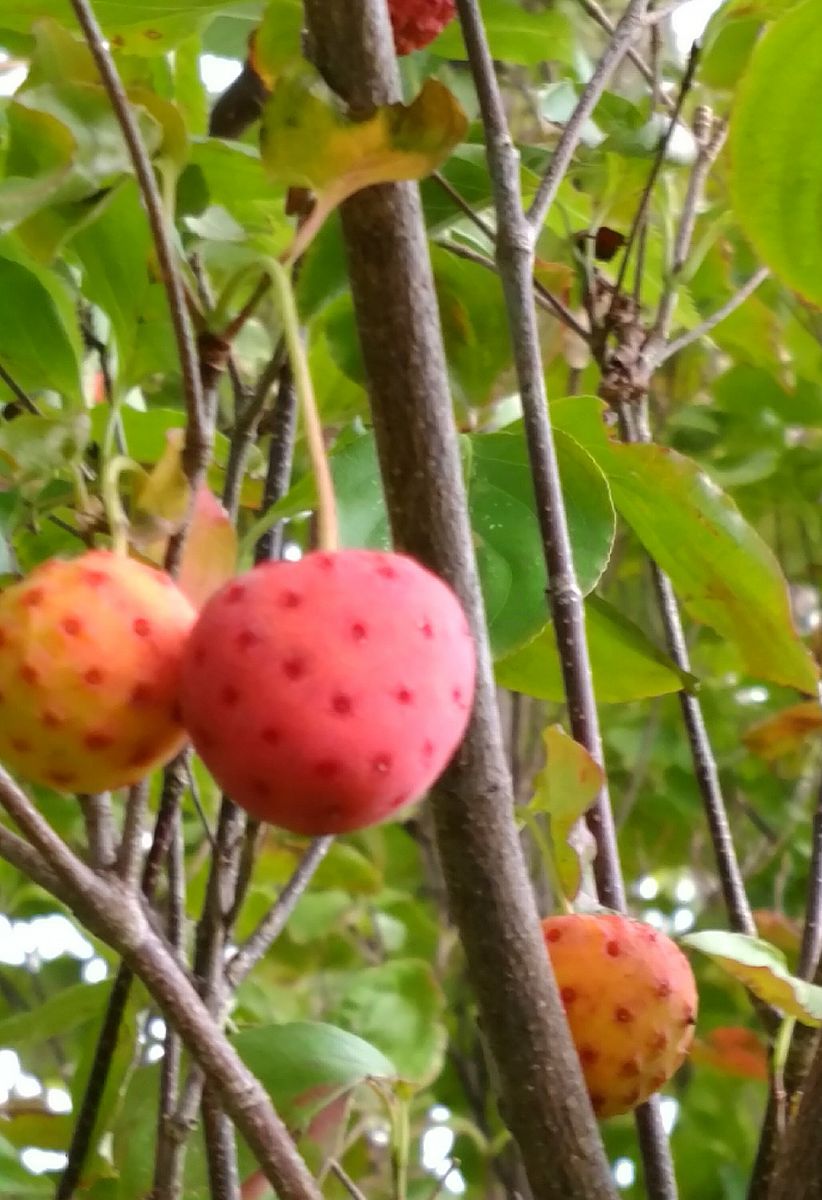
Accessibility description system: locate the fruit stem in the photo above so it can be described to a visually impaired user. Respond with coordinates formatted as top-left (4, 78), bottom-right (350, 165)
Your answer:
top-left (101, 455), bottom-right (140, 556)
top-left (267, 257), bottom-right (339, 553)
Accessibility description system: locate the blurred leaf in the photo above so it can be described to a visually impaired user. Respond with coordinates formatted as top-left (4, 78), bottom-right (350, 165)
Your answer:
top-left (130, 428), bottom-right (190, 543)
top-left (0, 980), bottom-right (109, 1047)
top-left (684, 931), bottom-right (822, 1026)
top-left (248, 0), bottom-right (302, 85)
top-left (233, 1021), bottom-right (397, 1113)
top-left (744, 701), bottom-right (822, 761)
top-left (753, 910), bottom-right (802, 959)
top-left (730, 0), bottom-right (822, 305)
top-left (691, 1026), bottom-right (768, 1081)
top-left (0, 252), bottom-right (82, 403)
top-left (173, 485), bottom-right (237, 610)
top-left (329, 960), bottom-right (446, 1086)
top-left (72, 181), bottom-right (152, 381)
top-left (2, 1), bottom-right (252, 54)
top-left (528, 724), bottom-right (601, 900)
top-left (431, 0), bottom-right (573, 66)
top-left (496, 596), bottom-right (689, 702)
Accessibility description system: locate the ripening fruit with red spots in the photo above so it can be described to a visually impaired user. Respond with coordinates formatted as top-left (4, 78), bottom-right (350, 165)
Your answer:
top-left (178, 549), bottom-right (476, 835)
top-left (542, 913), bottom-right (698, 1118)
top-left (388, 0), bottom-right (456, 54)
top-left (0, 551), bottom-right (196, 794)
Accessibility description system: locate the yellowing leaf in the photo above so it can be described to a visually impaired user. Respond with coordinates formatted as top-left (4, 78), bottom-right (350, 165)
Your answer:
top-left (248, 1), bottom-right (303, 88)
top-left (176, 485), bottom-right (237, 610)
top-left (130, 428), bottom-right (190, 545)
top-left (527, 724), bottom-right (602, 901)
top-left (684, 930), bottom-right (822, 1027)
top-left (753, 910), bottom-right (801, 959)
top-left (691, 1026), bottom-right (768, 1081)
top-left (260, 69), bottom-right (467, 259)
top-left (744, 701), bottom-right (822, 762)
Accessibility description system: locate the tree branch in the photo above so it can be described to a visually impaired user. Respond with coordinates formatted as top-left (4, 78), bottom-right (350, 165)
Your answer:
top-left (577, 0), bottom-right (675, 113)
top-left (68, 0), bottom-right (210, 486)
top-left (225, 837), bottom-right (333, 988)
top-left (303, 3), bottom-right (618, 1197)
top-left (454, 2), bottom-right (677, 1194)
top-left (79, 792), bottom-right (117, 870)
top-left (651, 267), bottom-right (771, 367)
top-left (527, 0), bottom-right (651, 232)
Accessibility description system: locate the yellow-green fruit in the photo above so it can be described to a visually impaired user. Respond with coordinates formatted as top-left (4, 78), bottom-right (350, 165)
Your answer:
top-left (0, 551), bottom-right (196, 794)
top-left (542, 913), bottom-right (698, 1118)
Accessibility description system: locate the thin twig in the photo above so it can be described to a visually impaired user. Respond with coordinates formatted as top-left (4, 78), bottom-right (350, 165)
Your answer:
top-left (329, 1160), bottom-right (368, 1200)
top-left (650, 117), bottom-right (727, 344)
top-left (117, 780), bottom-right (149, 887)
top-left (528, 0), bottom-right (651, 232)
top-left (577, 0), bottom-right (675, 112)
top-left (79, 793), bottom-right (117, 870)
top-left (652, 267), bottom-right (771, 366)
top-left (152, 812), bottom-right (187, 1200)
top-left (57, 755), bottom-right (189, 1200)
top-left (163, 799), bottom-right (248, 1185)
top-left (608, 45), bottom-right (700, 323)
top-left (253, 360), bottom-right (299, 565)
top-left (68, 0), bottom-right (210, 486)
top-left (619, 402), bottom-right (757, 938)
top-left (203, 1090), bottom-right (242, 1200)
top-left (438, 239), bottom-right (590, 341)
top-left (0, 362), bottom-right (38, 414)
top-left (454, 1), bottom-right (676, 1193)
top-left (0, 767), bottom-right (322, 1200)
top-left (304, 1), bottom-right (619, 1196)
top-left (431, 173), bottom-right (590, 340)
top-left (222, 341), bottom-right (287, 520)
top-left (225, 837), bottom-right (333, 987)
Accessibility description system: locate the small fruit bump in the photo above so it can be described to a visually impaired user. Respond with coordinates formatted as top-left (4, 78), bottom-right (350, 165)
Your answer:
top-left (179, 549), bottom-right (476, 836)
top-left (0, 550), bottom-right (196, 794)
top-left (542, 912), bottom-right (698, 1119)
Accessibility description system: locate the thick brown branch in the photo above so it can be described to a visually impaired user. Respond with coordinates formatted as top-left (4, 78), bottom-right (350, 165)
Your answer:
top-left (303, 4), bottom-right (617, 1197)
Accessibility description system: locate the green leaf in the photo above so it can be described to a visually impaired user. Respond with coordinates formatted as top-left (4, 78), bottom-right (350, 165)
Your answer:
top-left (0, 980), bottom-right (109, 1047)
top-left (328, 961), bottom-right (446, 1086)
top-left (431, 0), bottom-right (574, 67)
top-left (528, 725), bottom-right (601, 900)
top-left (0, 254), bottom-right (82, 402)
top-left (233, 1021), bottom-right (397, 1107)
top-left (684, 930), bottom-right (822, 1026)
top-left (563, 399), bottom-right (818, 692)
top-left (496, 595), bottom-right (690, 703)
top-left (468, 428), bottom-right (615, 656)
top-left (2, 1), bottom-right (253, 54)
top-left (604, 444), bottom-right (816, 691)
top-left (72, 181), bottom-right (152, 381)
top-left (0, 22), bottom-right (165, 253)
top-left (430, 245), bottom-right (513, 408)
top-left (729, 0), bottom-right (822, 305)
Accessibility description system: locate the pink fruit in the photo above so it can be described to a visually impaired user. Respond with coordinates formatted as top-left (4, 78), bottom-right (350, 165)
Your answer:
top-left (387, 0), bottom-right (456, 55)
top-left (0, 551), bottom-right (196, 794)
top-left (542, 913), bottom-right (698, 1118)
top-left (178, 549), bottom-right (476, 834)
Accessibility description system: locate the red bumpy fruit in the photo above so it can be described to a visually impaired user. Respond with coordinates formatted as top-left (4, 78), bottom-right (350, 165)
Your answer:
top-left (0, 551), bottom-right (196, 794)
top-left (388, 0), bottom-right (456, 55)
top-left (542, 913), bottom-right (698, 1118)
top-left (178, 549), bottom-right (476, 835)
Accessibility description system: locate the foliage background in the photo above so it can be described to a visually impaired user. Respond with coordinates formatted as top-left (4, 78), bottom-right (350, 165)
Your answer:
top-left (0, 0), bottom-right (820, 1197)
